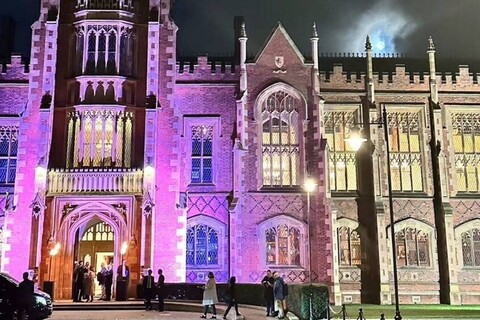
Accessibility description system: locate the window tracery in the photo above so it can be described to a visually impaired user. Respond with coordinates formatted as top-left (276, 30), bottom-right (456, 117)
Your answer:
top-left (461, 228), bottom-right (480, 267)
top-left (324, 110), bottom-right (358, 191)
top-left (338, 226), bottom-right (361, 265)
top-left (451, 112), bottom-right (480, 193)
top-left (395, 227), bottom-right (430, 267)
top-left (186, 224), bottom-right (219, 266)
top-left (262, 91), bottom-right (300, 187)
top-left (0, 126), bottom-right (18, 187)
top-left (265, 224), bottom-right (301, 266)
top-left (387, 111), bottom-right (423, 192)
top-left (191, 126), bottom-right (213, 184)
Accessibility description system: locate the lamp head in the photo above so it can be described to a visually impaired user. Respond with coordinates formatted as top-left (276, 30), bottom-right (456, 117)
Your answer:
top-left (121, 241), bottom-right (128, 255)
top-left (345, 127), bottom-right (367, 151)
top-left (303, 178), bottom-right (317, 193)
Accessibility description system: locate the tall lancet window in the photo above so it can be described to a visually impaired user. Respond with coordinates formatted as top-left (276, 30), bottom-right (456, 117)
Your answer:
top-left (120, 29), bottom-right (134, 76)
top-left (107, 30), bottom-right (117, 74)
top-left (191, 126), bottom-right (213, 184)
top-left (97, 30), bottom-right (106, 73)
top-left (75, 31), bottom-right (84, 75)
top-left (325, 110), bottom-right (358, 191)
top-left (387, 111), bottom-right (423, 192)
top-left (451, 112), bottom-right (480, 193)
top-left (86, 30), bottom-right (96, 74)
top-left (262, 91), bottom-right (300, 187)
top-left (0, 126), bottom-right (18, 186)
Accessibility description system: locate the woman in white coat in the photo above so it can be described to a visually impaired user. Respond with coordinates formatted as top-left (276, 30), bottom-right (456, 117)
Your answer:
top-left (201, 271), bottom-right (219, 319)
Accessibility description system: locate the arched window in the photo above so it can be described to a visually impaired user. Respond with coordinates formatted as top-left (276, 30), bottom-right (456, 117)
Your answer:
top-left (107, 30), bottom-right (117, 74)
top-left (86, 30), bottom-right (96, 74)
top-left (262, 90), bottom-right (300, 187)
top-left (186, 224), bottom-right (219, 266)
top-left (395, 227), bottom-right (430, 267)
top-left (265, 224), bottom-right (301, 266)
top-left (0, 126), bottom-right (18, 186)
top-left (461, 228), bottom-right (480, 267)
top-left (338, 226), bottom-right (361, 265)
top-left (75, 31), bottom-right (84, 75)
top-left (191, 126), bottom-right (213, 184)
top-left (97, 30), bottom-right (106, 73)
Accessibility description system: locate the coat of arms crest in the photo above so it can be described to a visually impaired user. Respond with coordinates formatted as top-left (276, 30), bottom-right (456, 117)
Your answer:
top-left (275, 56), bottom-right (284, 69)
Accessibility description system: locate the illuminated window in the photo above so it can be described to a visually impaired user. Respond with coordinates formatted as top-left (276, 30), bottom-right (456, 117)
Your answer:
top-left (186, 224), bottom-right (218, 266)
top-left (81, 222), bottom-right (114, 242)
top-left (262, 91), bottom-right (300, 187)
top-left (324, 110), bottom-right (358, 191)
top-left (191, 126), bottom-right (213, 184)
top-left (395, 227), bottom-right (430, 267)
top-left (387, 111), bottom-right (423, 192)
top-left (451, 112), bottom-right (480, 193)
top-left (461, 228), bottom-right (480, 267)
top-left (0, 126), bottom-right (18, 186)
top-left (338, 226), bottom-right (361, 265)
top-left (265, 224), bottom-right (301, 266)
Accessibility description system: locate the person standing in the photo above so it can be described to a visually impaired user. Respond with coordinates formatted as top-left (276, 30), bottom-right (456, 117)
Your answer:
top-left (73, 261), bottom-right (86, 302)
top-left (222, 276), bottom-right (241, 320)
top-left (84, 266), bottom-right (95, 302)
top-left (98, 262), bottom-right (107, 300)
top-left (201, 271), bottom-right (218, 319)
top-left (16, 272), bottom-right (34, 320)
top-left (261, 270), bottom-right (275, 316)
top-left (143, 269), bottom-right (155, 310)
top-left (156, 268), bottom-right (165, 312)
top-left (116, 260), bottom-right (130, 301)
top-left (273, 272), bottom-right (285, 319)
top-left (104, 264), bottom-right (113, 301)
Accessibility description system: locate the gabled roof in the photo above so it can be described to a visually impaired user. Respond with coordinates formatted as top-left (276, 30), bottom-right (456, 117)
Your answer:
top-left (253, 21), bottom-right (305, 64)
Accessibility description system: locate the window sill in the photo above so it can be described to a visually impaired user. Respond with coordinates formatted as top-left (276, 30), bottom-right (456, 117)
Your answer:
top-left (187, 265), bottom-right (222, 270)
top-left (390, 192), bottom-right (429, 198)
top-left (452, 193), bottom-right (480, 199)
top-left (266, 265), bottom-right (305, 270)
top-left (259, 186), bottom-right (303, 193)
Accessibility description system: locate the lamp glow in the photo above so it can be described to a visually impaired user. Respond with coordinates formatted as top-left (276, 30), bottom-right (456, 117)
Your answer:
top-left (49, 243), bottom-right (60, 256)
top-left (303, 178), bottom-right (317, 193)
top-left (121, 241), bottom-right (128, 255)
top-left (35, 165), bottom-right (47, 183)
top-left (345, 127), bottom-right (367, 151)
top-left (144, 164), bottom-right (155, 180)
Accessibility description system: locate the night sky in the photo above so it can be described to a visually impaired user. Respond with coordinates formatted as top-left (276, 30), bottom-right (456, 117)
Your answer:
top-left (1, 0), bottom-right (479, 59)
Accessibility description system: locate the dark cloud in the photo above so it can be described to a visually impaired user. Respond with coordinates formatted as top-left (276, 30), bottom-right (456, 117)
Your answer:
top-left (0, 0), bottom-right (478, 59)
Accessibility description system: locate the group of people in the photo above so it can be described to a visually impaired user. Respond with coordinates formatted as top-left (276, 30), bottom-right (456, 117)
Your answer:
top-left (199, 272), bottom-right (242, 320)
top-left (141, 268), bottom-right (166, 311)
top-left (262, 270), bottom-right (289, 319)
top-left (72, 260), bottom-right (114, 302)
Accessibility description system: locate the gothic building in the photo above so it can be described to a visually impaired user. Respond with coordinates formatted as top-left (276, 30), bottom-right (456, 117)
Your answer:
top-left (1, 0), bottom-right (480, 305)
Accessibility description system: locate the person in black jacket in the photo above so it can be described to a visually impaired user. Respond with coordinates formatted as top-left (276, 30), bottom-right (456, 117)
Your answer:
top-left (17, 272), bottom-right (34, 319)
top-left (143, 269), bottom-right (155, 310)
top-left (156, 268), bottom-right (165, 312)
top-left (104, 263), bottom-right (113, 301)
top-left (261, 270), bottom-right (275, 316)
top-left (222, 276), bottom-right (241, 320)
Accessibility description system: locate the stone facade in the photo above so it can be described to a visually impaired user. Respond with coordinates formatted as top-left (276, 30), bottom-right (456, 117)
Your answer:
top-left (1, 0), bottom-right (480, 305)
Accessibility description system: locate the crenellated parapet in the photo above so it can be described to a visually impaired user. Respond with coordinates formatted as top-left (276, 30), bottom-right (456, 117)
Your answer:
top-left (176, 56), bottom-right (239, 82)
top-left (319, 59), bottom-right (480, 92)
top-left (0, 55), bottom-right (29, 82)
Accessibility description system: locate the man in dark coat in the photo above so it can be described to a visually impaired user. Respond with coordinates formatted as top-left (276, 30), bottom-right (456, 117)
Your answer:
top-left (156, 268), bottom-right (165, 312)
top-left (104, 264), bottom-right (113, 301)
top-left (261, 270), bottom-right (275, 316)
top-left (116, 260), bottom-right (130, 300)
top-left (143, 269), bottom-right (155, 310)
top-left (73, 261), bottom-right (86, 302)
top-left (17, 272), bottom-right (34, 319)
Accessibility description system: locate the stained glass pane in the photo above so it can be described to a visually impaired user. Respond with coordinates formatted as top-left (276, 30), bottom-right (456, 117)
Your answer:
top-left (395, 231), bottom-right (406, 266)
top-left (204, 139), bottom-right (213, 156)
top-left (417, 231), bottom-right (430, 266)
top-left (351, 230), bottom-right (361, 265)
top-left (289, 227), bottom-right (300, 265)
top-left (192, 139), bottom-right (201, 156)
top-left (339, 227), bottom-right (350, 265)
top-left (195, 225), bottom-right (207, 265)
top-left (203, 158), bottom-right (212, 183)
top-left (7, 159), bottom-right (16, 183)
top-left (0, 159), bottom-right (7, 183)
top-left (0, 140), bottom-right (9, 157)
top-left (207, 228), bottom-right (218, 265)
top-left (186, 228), bottom-right (195, 265)
top-left (266, 228), bottom-right (276, 264)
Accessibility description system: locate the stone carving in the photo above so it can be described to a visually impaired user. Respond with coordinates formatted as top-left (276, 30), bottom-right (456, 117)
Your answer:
top-left (142, 190), bottom-right (155, 217)
top-left (30, 192), bottom-right (46, 218)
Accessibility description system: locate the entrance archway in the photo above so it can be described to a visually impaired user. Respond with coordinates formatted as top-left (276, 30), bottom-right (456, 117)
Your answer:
top-left (49, 201), bottom-right (130, 300)
top-left (76, 220), bottom-right (115, 296)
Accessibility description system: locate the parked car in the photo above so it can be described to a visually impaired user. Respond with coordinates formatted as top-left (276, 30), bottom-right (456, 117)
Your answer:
top-left (0, 272), bottom-right (53, 319)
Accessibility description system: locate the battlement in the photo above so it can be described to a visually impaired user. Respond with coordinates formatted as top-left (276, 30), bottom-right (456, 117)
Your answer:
top-left (176, 56), bottom-right (239, 83)
top-left (0, 55), bottom-right (29, 82)
top-left (320, 62), bottom-right (480, 91)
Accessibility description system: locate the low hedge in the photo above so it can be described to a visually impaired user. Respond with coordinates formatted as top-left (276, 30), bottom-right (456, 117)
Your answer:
top-left (287, 284), bottom-right (329, 320)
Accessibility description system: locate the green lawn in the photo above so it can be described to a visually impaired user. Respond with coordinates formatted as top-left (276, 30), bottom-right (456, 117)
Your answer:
top-left (330, 304), bottom-right (480, 319)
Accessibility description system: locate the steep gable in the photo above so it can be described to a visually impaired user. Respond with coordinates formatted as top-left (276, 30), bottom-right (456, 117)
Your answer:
top-left (253, 22), bottom-right (306, 69)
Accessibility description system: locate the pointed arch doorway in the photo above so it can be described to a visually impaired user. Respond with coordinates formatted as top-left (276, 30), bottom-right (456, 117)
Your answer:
top-left (75, 219), bottom-right (115, 296)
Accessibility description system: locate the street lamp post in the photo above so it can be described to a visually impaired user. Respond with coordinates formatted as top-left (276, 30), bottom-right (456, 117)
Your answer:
top-left (303, 178), bottom-right (317, 284)
top-left (345, 105), bottom-right (402, 320)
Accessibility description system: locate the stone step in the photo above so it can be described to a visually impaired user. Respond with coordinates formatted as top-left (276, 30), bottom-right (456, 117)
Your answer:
top-left (54, 300), bottom-right (203, 313)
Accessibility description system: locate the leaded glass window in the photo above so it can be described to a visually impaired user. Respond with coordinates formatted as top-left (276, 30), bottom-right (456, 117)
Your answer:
top-left (262, 91), bottom-right (300, 187)
top-left (395, 227), bottom-right (430, 267)
top-left (265, 224), bottom-right (301, 266)
top-left (387, 111), bottom-right (423, 192)
top-left (186, 224), bottom-right (219, 266)
top-left (338, 226), bottom-right (361, 265)
top-left (325, 110), bottom-right (358, 191)
top-left (461, 228), bottom-right (480, 267)
top-left (451, 112), bottom-right (480, 193)
top-left (191, 126), bottom-right (213, 184)
top-left (0, 126), bottom-right (18, 185)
